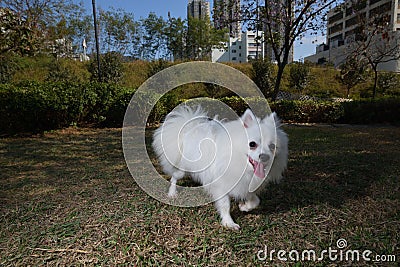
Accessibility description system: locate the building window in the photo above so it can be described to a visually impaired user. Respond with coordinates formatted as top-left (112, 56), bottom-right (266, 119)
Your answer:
top-left (352, 0), bottom-right (367, 11)
top-left (239, 46), bottom-right (241, 49)
top-left (345, 17), bottom-right (357, 28)
top-left (232, 49), bottom-right (237, 53)
top-left (370, 0), bottom-right (382, 6)
top-left (329, 33), bottom-right (344, 48)
top-left (232, 57), bottom-right (237, 60)
top-left (329, 23), bottom-right (343, 34)
top-left (345, 13), bottom-right (365, 28)
top-left (370, 2), bottom-right (392, 18)
top-left (397, 13), bottom-right (400, 23)
top-left (329, 12), bottom-right (344, 24)
top-left (345, 7), bottom-right (353, 17)
top-left (345, 0), bottom-right (367, 16)
top-left (345, 27), bottom-right (361, 40)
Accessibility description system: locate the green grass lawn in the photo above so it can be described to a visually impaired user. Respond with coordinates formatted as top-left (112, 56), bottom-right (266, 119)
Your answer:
top-left (1, 125), bottom-right (399, 266)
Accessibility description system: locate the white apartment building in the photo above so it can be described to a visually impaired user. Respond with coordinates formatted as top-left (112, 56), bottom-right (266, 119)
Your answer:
top-left (211, 31), bottom-right (264, 63)
top-left (305, 0), bottom-right (400, 72)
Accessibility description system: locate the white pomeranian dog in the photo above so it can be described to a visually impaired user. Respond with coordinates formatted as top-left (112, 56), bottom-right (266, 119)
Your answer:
top-left (152, 105), bottom-right (288, 230)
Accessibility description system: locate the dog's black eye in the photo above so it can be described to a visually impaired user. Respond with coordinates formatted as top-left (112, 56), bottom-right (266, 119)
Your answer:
top-left (249, 141), bottom-right (257, 149)
top-left (269, 143), bottom-right (276, 151)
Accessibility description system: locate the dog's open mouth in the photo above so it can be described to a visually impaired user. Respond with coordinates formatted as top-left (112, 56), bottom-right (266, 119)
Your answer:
top-left (248, 156), bottom-right (265, 178)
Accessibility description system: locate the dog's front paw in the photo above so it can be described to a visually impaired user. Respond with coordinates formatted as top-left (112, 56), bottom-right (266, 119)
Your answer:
top-left (168, 186), bottom-right (177, 198)
top-left (221, 219), bottom-right (240, 230)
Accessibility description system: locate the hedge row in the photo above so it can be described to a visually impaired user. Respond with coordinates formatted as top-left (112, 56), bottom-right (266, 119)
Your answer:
top-left (0, 82), bottom-right (137, 134)
top-left (1, 82), bottom-right (399, 134)
top-left (219, 97), bottom-right (400, 124)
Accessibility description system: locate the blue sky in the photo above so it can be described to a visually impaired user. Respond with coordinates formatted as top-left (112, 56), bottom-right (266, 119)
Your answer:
top-left (79, 0), bottom-right (322, 61)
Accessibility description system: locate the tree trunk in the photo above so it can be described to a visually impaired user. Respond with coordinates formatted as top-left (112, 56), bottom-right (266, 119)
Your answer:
top-left (372, 67), bottom-right (378, 99)
top-left (272, 63), bottom-right (285, 101)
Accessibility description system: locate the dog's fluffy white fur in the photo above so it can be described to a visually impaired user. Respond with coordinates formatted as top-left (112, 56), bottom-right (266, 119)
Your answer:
top-left (152, 106), bottom-right (288, 229)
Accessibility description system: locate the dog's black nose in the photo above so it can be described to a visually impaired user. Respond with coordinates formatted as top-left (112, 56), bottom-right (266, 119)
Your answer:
top-left (259, 153), bottom-right (270, 162)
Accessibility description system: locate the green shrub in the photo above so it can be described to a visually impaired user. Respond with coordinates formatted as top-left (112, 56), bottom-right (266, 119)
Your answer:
top-left (0, 82), bottom-right (138, 134)
top-left (146, 59), bottom-right (173, 79)
top-left (88, 52), bottom-right (124, 84)
top-left (377, 72), bottom-right (400, 97)
top-left (341, 98), bottom-right (400, 124)
top-left (10, 55), bottom-right (54, 83)
top-left (269, 98), bottom-right (399, 124)
top-left (271, 100), bottom-right (344, 123)
top-left (191, 96), bottom-right (345, 123)
top-left (0, 53), bottom-right (20, 83)
top-left (1, 81), bottom-right (399, 134)
top-left (288, 62), bottom-right (311, 92)
top-left (0, 82), bottom-right (86, 133)
top-left (219, 96), bottom-right (247, 114)
top-left (157, 92), bottom-right (180, 114)
top-left (46, 58), bottom-right (90, 83)
top-left (123, 90), bottom-right (161, 126)
top-left (303, 66), bottom-right (344, 98)
top-left (251, 59), bottom-right (275, 98)
top-left (102, 86), bottom-right (136, 127)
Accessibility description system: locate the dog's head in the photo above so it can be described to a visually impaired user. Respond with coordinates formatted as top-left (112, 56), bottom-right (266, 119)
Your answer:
top-left (241, 109), bottom-right (280, 179)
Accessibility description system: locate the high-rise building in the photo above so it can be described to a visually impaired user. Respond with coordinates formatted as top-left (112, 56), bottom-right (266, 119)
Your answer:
top-left (213, 0), bottom-right (241, 38)
top-left (187, 0), bottom-right (211, 20)
top-left (305, 0), bottom-right (400, 72)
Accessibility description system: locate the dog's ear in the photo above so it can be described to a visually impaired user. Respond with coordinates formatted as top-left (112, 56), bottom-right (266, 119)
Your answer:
top-left (262, 112), bottom-right (281, 127)
top-left (272, 112), bottom-right (282, 127)
top-left (241, 109), bottom-right (256, 128)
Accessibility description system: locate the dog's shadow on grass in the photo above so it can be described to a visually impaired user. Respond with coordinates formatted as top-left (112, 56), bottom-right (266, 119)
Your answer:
top-left (254, 125), bottom-right (400, 215)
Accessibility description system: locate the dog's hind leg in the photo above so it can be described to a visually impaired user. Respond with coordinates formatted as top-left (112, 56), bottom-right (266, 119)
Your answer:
top-left (215, 195), bottom-right (240, 230)
top-left (168, 170), bottom-right (185, 197)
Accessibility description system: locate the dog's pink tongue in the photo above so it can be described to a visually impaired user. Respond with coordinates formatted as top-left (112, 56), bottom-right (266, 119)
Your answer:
top-left (254, 161), bottom-right (265, 178)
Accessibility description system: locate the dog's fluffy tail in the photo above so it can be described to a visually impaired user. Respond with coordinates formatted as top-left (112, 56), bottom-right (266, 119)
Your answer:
top-left (164, 105), bottom-right (207, 127)
top-left (152, 105), bottom-right (207, 176)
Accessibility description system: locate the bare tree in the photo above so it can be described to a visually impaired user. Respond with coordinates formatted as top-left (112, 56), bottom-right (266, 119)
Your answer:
top-left (138, 13), bottom-right (168, 60)
top-left (1, 0), bottom-right (73, 32)
top-left (0, 0), bottom-right (83, 55)
top-left (240, 0), bottom-right (340, 100)
top-left (346, 0), bottom-right (400, 98)
top-left (99, 8), bottom-right (137, 55)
